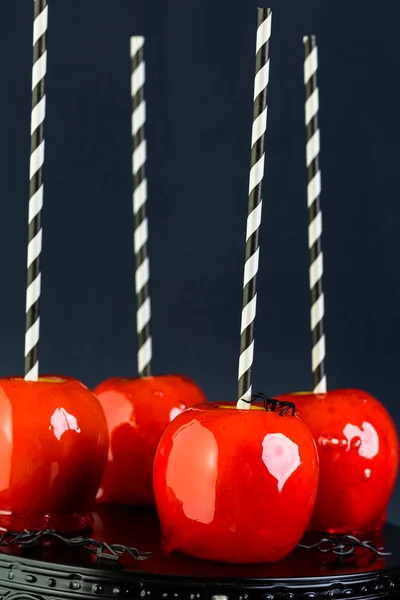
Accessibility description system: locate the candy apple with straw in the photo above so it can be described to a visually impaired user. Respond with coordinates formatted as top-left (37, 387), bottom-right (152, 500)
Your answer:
top-left (0, 0), bottom-right (109, 535)
top-left (94, 36), bottom-right (205, 507)
top-left (154, 9), bottom-right (319, 564)
top-left (276, 35), bottom-right (399, 536)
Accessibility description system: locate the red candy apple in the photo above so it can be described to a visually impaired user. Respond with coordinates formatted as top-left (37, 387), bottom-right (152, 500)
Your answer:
top-left (162, 374), bottom-right (207, 406)
top-left (0, 376), bottom-right (109, 533)
top-left (153, 395), bottom-right (319, 563)
top-left (277, 389), bottom-right (399, 534)
top-left (94, 375), bottom-right (205, 506)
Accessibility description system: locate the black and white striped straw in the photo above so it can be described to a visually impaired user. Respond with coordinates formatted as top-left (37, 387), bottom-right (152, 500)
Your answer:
top-left (237, 8), bottom-right (272, 409)
top-left (130, 36), bottom-right (152, 378)
top-left (25, 0), bottom-right (48, 381)
top-left (303, 36), bottom-right (327, 394)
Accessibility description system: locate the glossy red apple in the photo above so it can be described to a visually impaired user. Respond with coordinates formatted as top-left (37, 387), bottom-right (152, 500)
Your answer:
top-left (277, 389), bottom-right (399, 534)
top-left (161, 374), bottom-right (207, 406)
top-left (0, 375), bottom-right (109, 533)
top-left (153, 396), bottom-right (319, 563)
top-left (94, 375), bottom-right (205, 506)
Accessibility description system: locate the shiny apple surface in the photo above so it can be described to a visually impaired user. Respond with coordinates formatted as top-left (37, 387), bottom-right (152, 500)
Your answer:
top-left (153, 402), bottom-right (319, 563)
top-left (94, 375), bottom-right (202, 506)
top-left (0, 376), bottom-right (109, 533)
top-left (161, 374), bottom-right (207, 406)
top-left (278, 389), bottom-right (399, 534)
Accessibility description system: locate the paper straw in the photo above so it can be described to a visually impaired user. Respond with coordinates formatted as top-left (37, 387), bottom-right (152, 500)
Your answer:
top-left (303, 35), bottom-right (327, 394)
top-left (237, 8), bottom-right (272, 409)
top-left (130, 36), bottom-right (152, 377)
top-left (25, 0), bottom-right (48, 381)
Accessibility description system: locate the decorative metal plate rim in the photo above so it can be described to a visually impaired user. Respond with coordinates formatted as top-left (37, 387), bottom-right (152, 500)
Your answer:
top-left (0, 551), bottom-right (400, 591)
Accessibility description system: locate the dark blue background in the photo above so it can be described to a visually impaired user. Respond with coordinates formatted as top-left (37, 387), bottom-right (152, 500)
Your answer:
top-left (2, 1), bottom-right (400, 522)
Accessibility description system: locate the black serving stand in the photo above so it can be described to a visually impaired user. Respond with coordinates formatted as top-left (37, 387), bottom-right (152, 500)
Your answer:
top-left (0, 506), bottom-right (399, 600)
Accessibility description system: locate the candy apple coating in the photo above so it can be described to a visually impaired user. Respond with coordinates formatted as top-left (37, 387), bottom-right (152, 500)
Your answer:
top-left (94, 375), bottom-right (204, 506)
top-left (161, 374), bottom-right (207, 406)
top-left (0, 376), bottom-right (109, 533)
top-left (277, 389), bottom-right (399, 535)
top-left (153, 402), bottom-right (319, 563)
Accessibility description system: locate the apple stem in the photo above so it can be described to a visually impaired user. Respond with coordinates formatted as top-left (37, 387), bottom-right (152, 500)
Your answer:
top-left (242, 392), bottom-right (296, 416)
